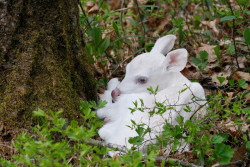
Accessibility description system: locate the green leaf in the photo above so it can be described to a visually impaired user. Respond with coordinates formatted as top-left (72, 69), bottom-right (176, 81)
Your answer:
top-left (217, 76), bottom-right (226, 84)
top-left (246, 141), bottom-right (250, 151)
top-left (226, 45), bottom-right (235, 54)
top-left (162, 123), bottom-right (173, 138)
top-left (132, 47), bottom-right (145, 56)
top-left (129, 108), bottom-right (136, 114)
top-left (128, 136), bottom-right (144, 145)
top-left (99, 37), bottom-right (110, 54)
top-left (201, 61), bottom-right (208, 69)
top-left (205, 0), bottom-right (214, 9)
top-left (175, 116), bottom-right (184, 126)
top-left (173, 125), bottom-right (182, 138)
top-left (194, 14), bottom-right (201, 29)
top-left (174, 17), bottom-right (184, 26)
top-left (236, 0), bottom-right (247, 5)
top-left (194, 14), bottom-right (200, 21)
top-left (179, 24), bottom-right (184, 47)
top-left (143, 127), bottom-right (151, 136)
top-left (200, 51), bottom-right (208, 60)
top-left (89, 101), bottom-right (97, 108)
top-left (242, 107), bottom-right (250, 114)
top-left (80, 100), bottom-right (91, 111)
top-left (180, 88), bottom-right (187, 93)
top-left (135, 126), bottom-right (144, 136)
top-left (168, 159), bottom-right (175, 166)
top-left (112, 21), bottom-right (121, 37)
top-left (220, 16), bottom-right (235, 22)
top-left (147, 86), bottom-right (154, 94)
top-left (92, 27), bottom-right (102, 48)
top-left (213, 143), bottom-right (234, 164)
top-left (228, 79), bottom-right (234, 87)
top-left (211, 134), bottom-right (226, 144)
top-left (145, 43), bottom-right (154, 52)
top-left (166, 107), bottom-right (174, 110)
top-left (139, 98), bottom-right (144, 107)
top-left (154, 85), bottom-right (159, 95)
top-left (214, 45), bottom-right (220, 60)
top-left (133, 100), bottom-right (138, 108)
top-left (33, 108), bottom-right (46, 117)
top-left (184, 105), bottom-right (191, 112)
top-left (243, 27), bottom-right (250, 45)
top-left (192, 57), bottom-right (201, 66)
top-left (55, 110), bottom-right (63, 117)
top-left (238, 79), bottom-right (248, 89)
top-left (97, 100), bottom-right (107, 109)
top-left (131, 119), bottom-right (136, 126)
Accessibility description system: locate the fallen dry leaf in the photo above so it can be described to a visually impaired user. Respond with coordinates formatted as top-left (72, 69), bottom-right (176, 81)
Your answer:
top-left (135, 0), bottom-right (148, 5)
top-left (152, 18), bottom-right (172, 37)
top-left (234, 71), bottom-right (250, 82)
top-left (201, 19), bottom-right (220, 35)
top-left (225, 92), bottom-right (234, 105)
top-left (109, 0), bottom-right (121, 10)
top-left (197, 44), bottom-right (217, 63)
top-left (234, 56), bottom-right (247, 69)
top-left (219, 39), bottom-right (231, 46)
top-left (86, 1), bottom-right (95, 10)
top-left (231, 146), bottom-right (246, 163)
top-left (197, 44), bottom-right (226, 76)
top-left (211, 71), bottom-right (230, 86)
top-left (102, 26), bottom-right (116, 40)
top-left (182, 62), bottom-right (201, 80)
top-left (87, 3), bottom-right (104, 15)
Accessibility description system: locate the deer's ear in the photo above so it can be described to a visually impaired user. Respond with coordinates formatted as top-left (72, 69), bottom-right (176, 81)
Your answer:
top-left (150, 35), bottom-right (176, 55)
top-left (163, 49), bottom-right (188, 72)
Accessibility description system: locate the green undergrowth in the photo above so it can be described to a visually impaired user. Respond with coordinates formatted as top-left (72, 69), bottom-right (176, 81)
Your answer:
top-left (1, 0), bottom-right (249, 166)
top-left (0, 87), bottom-right (249, 166)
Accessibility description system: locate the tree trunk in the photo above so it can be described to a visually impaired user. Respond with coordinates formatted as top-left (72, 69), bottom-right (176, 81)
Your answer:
top-left (0, 0), bottom-right (96, 127)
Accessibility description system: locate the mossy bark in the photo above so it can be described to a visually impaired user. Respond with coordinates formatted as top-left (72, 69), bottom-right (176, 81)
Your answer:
top-left (0, 0), bottom-right (96, 127)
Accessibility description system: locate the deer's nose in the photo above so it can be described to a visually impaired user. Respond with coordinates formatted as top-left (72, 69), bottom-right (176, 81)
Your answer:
top-left (111, 88), bottom-right (121, 100)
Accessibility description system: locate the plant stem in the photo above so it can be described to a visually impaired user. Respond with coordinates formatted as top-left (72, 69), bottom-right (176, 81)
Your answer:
top-left (133, 0), bottom-right (146, 48)
top-left (226, 0), bottom-right (240, 69)
top-left (78, 0), bottom-right (92, 29)
top-left (78, 0), bottom-right (117, 63)
top-left (84, 138), bottom-right (202, 167)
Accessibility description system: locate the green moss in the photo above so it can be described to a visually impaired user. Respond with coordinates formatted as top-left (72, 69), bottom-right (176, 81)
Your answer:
top-left (0, 0), bottom-right (96, 127)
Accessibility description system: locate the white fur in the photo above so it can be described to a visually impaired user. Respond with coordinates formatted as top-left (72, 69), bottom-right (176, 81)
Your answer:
top-left (96, 35), bottom-right (206, 155)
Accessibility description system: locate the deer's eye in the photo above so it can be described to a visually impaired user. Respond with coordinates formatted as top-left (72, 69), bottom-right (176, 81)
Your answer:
top-left (137, 76), bottom-right (148, 84)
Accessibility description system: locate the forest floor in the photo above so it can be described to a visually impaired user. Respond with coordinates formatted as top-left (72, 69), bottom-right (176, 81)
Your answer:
top-left (87, 0), bottom-right (249, 165)
top-left (1, 0), bottom-right (249, 166)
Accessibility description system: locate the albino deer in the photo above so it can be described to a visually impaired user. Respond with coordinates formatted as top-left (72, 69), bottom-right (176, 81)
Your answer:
top-left (96, 35), bottom-right (206, 155)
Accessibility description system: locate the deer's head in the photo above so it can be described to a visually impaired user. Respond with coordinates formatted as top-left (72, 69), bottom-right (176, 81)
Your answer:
top-left (112, 35), bottom-right (188, 100)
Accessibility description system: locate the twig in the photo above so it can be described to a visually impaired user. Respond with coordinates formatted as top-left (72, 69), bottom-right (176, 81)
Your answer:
top-left (189, 101), bottom-right (209, 120)
top-left (147, 156), bottom-right (202, 167)
top-left (120, 0), bottom-right (126, 37)
top-left (183, 6), bottom-right (198, 47)
top-left (226, 0), bottom-right (240, 69)
top-left (84, 139), bottom-right (201, 167)
top-left (78, 0), bottom-right (92, 29)
top-left (119, 0), bottom-right (131, 49)
top-left (133, 0), bottom-right (146, 47)
top-left (83, 138), bottom-right (127, 153)
top-left (67, 156), bottom-right (74, 164)
top-left (113, 6), bottom-right (141, 13)
top-left (78, 0), bottom-right (117, 63)
top-left (212, 160), bottom-right (243, 167)
top-left (112, 55), bottom-right (133, 74)
top-left (0, 144), bottom-right (17, 151)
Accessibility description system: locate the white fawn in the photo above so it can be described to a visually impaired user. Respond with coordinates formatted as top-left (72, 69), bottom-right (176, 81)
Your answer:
top-left (96, 35), bottom-right (206, 155)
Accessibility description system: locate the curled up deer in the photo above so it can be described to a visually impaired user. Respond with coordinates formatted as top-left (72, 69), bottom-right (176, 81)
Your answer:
top-left (96, 35), bottom-right (207, 156)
